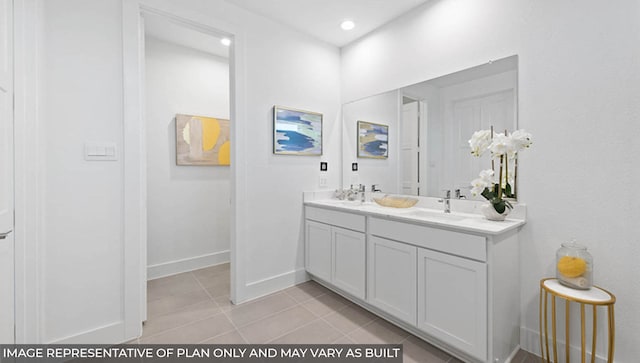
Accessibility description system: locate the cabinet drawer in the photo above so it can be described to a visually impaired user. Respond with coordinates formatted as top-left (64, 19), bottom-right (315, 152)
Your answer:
top-left (369, 217), bottom-right (486, 262)
top-left (305, 206), bottom-right (366, 232)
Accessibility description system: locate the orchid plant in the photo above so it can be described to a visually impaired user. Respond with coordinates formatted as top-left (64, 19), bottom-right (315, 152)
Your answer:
top-left (469, 128), bottom-right (532, 214)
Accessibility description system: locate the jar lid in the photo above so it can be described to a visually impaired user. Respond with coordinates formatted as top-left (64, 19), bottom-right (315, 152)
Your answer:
top-left (561, 240), bottom-right (587, 250)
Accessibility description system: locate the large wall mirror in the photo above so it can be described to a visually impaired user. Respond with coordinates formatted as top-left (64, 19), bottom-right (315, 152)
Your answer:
top-left (342, 55), bottom-right (519, 200)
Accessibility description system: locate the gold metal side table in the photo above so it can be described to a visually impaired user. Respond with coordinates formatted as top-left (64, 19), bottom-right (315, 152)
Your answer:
top-left (539, 278), bottom-right (616, 363)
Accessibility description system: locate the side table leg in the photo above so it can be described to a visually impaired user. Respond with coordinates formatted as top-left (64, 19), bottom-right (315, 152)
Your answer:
top-left (544, 290), bottom-right (550, 363)
top-left (552, 295), bottom-right (558, 363)
top-left (608, 305), bottom-right (615, 362)
top-left (591, 305), bottom-right (597, 363)
top-left (566, 300), bottom-right (571, 363)
top-left (581, 303), bottom-right (586, 363)
top-left (540, 286), bottom-right (545, 362)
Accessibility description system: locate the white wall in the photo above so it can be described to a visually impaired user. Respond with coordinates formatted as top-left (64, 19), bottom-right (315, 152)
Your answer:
top-left (341, 0), bottom-right (640, 361)
top-left (342, 91), bottom-right (399, 193)
top-left (145, 36), bottom-right (230, 279)
top-left (39, 0), bottom-right (125, 343)
top-left (34, 0), bottom-right (341, 343)
top-left (239, 9), bottom-right (342, 293)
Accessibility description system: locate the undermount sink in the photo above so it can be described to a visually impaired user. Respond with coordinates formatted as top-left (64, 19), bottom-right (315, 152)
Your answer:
top-left (399, 208), bottom-right (469, 222)
top-left (318, 199), bottom-right (364, 207)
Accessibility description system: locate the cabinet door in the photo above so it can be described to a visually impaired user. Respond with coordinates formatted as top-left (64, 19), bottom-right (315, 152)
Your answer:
top-left (417, 248), bottom-right (487, 360)
top-left (305, 220), bottom-right (332, 282)
top-left (367, 236), bottom-right (417, 325)
top-left (332, 227), bottom-right (365, 299)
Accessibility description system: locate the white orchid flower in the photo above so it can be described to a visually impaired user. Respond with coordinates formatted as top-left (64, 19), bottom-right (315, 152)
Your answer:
top-left (470, 178), bottom-right (488, 196)
top-left (468, 129), bottom-right (492, 157)
top-left (489, 133), bottom-right (516, 156)
top-left (479, 169), bottom-right (495, 183)
top-left (511, 129), bottom-right (533, 151)
top-left (470, 169), bottom-right (495, 196)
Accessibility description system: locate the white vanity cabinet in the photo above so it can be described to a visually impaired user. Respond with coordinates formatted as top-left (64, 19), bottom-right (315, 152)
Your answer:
top-left (367, 236), bottom-right (417, 325)
top-left (305, 207), bottom-right (366, 299)
top-left (369, 217), bottom-right (489, 360)
top-left (417, 248), bottom-right (487, 360)
top-left (305, 220), bottom-right (332, 281)
top-left (304, 202), bottom-right (522, 363)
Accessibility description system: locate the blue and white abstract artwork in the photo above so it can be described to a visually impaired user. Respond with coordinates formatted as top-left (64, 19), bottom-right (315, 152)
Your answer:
top-left (274, 106), bottom-right (323, 155)
top-left (358, 121), bottom-right (389, 159)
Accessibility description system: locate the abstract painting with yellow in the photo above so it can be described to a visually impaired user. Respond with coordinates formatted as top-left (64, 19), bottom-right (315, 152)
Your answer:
top-left (176, 114), bottom-right (230, 166)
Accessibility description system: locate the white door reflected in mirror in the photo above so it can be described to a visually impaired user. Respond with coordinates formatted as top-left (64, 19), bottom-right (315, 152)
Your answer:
top-left (342, 55), bottom-right (519, 200)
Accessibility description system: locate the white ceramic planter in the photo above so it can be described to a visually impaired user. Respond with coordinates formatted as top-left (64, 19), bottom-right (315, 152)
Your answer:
top-left (481, 203), bottom-right (510, 221)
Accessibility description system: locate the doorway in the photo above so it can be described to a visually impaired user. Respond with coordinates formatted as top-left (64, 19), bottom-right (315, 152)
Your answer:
top-left (123, 5), bottom-right (237, 333)
top-left (142, 13), bottom-right (231, 284)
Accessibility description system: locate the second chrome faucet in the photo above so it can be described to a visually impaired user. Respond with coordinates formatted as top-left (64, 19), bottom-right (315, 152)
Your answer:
top-left (438, 190), bottom-right (451, 213)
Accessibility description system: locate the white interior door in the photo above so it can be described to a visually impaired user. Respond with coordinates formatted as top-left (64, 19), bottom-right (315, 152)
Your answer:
top-left (400, 102), bottom-right (419, 195)
top-left (450, 90), bottom-right (514, 194)
top-left (0, 0), bottom-right (15, 344)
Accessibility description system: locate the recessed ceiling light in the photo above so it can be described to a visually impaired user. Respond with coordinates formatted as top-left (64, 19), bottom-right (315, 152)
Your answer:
top-left (340, 20), bottom-right (355, 31)
top-left (220, 38), bottom-right (231, 46)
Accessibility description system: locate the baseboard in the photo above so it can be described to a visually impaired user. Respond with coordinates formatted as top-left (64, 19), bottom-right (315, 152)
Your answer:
top-left (521, 326), bottom-right (608, 363)
top-left (147, 250), bottom-right (230, 280)
top-left (504, 345), bottom-right (520, 363)
top-left (48, 322), bottom-right (125, 344)
top-left (240, 268), bottom-right (309, 303)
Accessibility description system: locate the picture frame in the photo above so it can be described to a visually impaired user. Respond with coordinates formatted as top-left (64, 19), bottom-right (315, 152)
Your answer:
top-left (357, 120), bottom-right (389, 159)
top-left (273, 105), bottom-right (323, 156)
top-left (175, 113), bottom-right (231, 166)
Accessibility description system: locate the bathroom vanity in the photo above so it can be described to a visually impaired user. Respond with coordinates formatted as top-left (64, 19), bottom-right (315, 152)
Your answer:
top-left (303, 196), bottom-right (525, 363)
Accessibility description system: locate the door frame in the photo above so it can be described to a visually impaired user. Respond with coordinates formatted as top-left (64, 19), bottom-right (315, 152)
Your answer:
top-left (12, 0), bottom-right (248, 343)
top-left (13, 0), bottom-right (44, 343)
top-left (122, 0), bottom-right (247, 339)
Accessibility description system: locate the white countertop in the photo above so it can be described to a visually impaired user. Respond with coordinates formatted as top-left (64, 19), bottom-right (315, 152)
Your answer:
top-left (304, 199), bottom-right (525, 235)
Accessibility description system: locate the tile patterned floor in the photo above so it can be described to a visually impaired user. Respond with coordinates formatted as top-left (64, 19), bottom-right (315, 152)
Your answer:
top-left (136, 263), bottom-right (539, 363)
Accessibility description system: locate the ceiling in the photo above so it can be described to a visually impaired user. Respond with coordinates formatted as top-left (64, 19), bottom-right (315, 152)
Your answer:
top-left (144, 12), bottom-right (230, 58)
top-left (224, 0), bottom-right (431, 47)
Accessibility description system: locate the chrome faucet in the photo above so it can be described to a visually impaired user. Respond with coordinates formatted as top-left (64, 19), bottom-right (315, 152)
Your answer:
top-left (454, 189), bottom-right (467, 199)
top-left (438, 189), bottom-right (451, 213)
top-left (371, 184), bottom-right (382, 192)
top-left (346, 185), bottom-right (359, 201)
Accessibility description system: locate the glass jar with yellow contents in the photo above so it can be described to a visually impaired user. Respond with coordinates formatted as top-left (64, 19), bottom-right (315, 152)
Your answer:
top-left (556, 240), bottom-right (593, 289)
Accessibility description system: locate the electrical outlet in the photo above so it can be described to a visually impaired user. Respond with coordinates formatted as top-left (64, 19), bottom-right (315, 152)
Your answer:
top-left (319, 176), bottom-right (328, 188)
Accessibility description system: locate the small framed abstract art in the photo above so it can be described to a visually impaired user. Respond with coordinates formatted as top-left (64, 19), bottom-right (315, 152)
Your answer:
top-left (357, 121), bottom-right (388, 159)
top-left (273, 106), bottom-right (323, 156)
top-left (176, 114), bottom-right (230, 166)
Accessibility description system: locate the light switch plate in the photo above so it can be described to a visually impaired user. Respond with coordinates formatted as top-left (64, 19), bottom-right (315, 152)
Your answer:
top-left (85, 143), bottom-right (117, 161)
top-left (319, 176), bottom-right (328, 188)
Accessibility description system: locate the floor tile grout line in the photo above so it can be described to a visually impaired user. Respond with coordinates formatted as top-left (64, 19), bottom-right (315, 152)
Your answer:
top-left (195, 324), bottom-right (242, 344)
top-left (141, 271), bottom-right (223, 341)
top-left (264, 314), bottom-right (328, 344)
top-left (147, 297), bottom-right (217, 322)
top-left (190, 267), bottom-right (250, 344)
top-left (283, 290), bottom-right (330, 304)
top-left (140, 310), bottom-right (227, 342)
top-left (234, 303), bottom-right (313, 337)
top-left (227, 292), bottom-right (312, 330)
top-left (191, 270), bottom-right (220, 305)
top-left (329, 334), bottom-right (353, 344)
top-left (317, 306), bottom-right (380, 338)
top-left (220, 309), bottom-right (250, 344)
